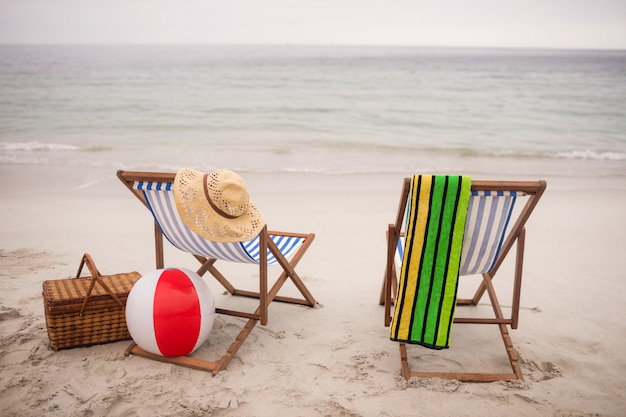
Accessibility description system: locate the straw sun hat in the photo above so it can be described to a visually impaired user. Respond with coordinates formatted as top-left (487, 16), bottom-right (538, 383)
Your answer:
top-left (173, 168), bottom-right (265, 243)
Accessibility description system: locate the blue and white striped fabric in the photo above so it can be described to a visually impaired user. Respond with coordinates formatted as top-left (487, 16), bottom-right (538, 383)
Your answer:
top-left (134, 181), bottom-right (304, 265)
top-left (396, 190), bottom-right (518, 276)
top-left (459, 190), bottom-right (517, 275)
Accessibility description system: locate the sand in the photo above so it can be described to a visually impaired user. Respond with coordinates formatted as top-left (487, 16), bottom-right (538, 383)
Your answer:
top-left (1, 164), bottom-right (625, 417)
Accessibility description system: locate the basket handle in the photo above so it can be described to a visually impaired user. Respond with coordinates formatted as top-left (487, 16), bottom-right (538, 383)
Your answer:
top-left (77, 253), bottom-right (124, 315)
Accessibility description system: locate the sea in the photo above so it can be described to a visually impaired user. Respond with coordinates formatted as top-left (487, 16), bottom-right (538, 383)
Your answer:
top-left (1, 44), bottom-right (625, 179)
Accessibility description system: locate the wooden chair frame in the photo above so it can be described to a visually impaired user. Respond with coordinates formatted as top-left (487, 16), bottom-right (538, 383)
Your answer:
top-left (380, 178), bottom-right (546, 382)
top-left (118, 170), bottom-right (317, 375)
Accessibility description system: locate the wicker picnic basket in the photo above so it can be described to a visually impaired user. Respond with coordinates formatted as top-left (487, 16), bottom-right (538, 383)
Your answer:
top-left (42, 253), bottom-right (141, 350)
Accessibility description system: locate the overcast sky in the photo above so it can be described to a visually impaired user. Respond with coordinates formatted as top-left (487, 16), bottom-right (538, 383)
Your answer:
top-left (1, 0), bottom-right (625, 50)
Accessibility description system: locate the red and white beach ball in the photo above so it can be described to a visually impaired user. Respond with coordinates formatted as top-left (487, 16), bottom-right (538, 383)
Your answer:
top-left (125, 268), bottom-right (215, 357)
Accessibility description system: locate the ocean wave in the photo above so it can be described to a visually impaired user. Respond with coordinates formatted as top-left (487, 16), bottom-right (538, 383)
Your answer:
top-left (0, 155), bottom-right (50, 165)
top-left (470, 149), bottom-right (626, 161)
top-left (296, 140), bottom-right (626, 162)
top-left (555, 149), bottom-right (626, 161)
top-left (2, 139), bottom-right (625, 179)
top-left (0, 141), bottom-right (79, 152)
top-left (0, 141), bottom-right (109, 152)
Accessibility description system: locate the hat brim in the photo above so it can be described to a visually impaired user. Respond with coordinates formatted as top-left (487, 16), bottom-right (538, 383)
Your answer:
top-left (173, 168), bottom-right (265, 243)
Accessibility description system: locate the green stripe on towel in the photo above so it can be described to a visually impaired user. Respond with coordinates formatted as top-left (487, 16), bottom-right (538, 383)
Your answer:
top-left (391, 175), bottom-right (471, 349)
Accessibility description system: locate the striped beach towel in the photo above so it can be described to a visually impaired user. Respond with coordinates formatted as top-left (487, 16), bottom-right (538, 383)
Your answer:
top-left (390, 175), bottom-right (471, 349)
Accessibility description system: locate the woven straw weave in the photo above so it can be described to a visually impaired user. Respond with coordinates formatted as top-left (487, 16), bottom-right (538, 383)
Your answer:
top-left (42, 271), bottom-right (140, 350)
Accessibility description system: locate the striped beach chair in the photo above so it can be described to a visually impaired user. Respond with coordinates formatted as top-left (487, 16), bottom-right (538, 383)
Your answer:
top-left (117, 170), bottom-right (316, 375)
top-left (381, 176), bottom-right (546, 382)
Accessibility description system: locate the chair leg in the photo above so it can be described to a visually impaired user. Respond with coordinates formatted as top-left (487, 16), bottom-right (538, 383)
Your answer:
top-left (511, 228), bottom-right (525, 330)
top-left (383, 266), bottom-right (396, 327)
top-left (398, 272), bottom-right (525, 382)
top-left (265, 235), bottom-right (317, 307)
top-left (398, 323), bottom-right (524, 382)
top-left (195, 256), bottom-right (237, 294)
top-left (380, 228), bottom-right (391, 307)
top-left (399, 343), bottom-right (410, 379)
top-left (384, 225), bottom-right (398, 327)
top-left (212, 316), bottom-right (260, 375)
top-left (499, 323), bottom-right (524, 381)
top-left (189, 232), bottom-right (316, 327)
top-left (125, 342), bottom-right (220, 373)
top-left (259, 228), bottom-right (268, 325)
top-left (124, 315), bottom-right (260, 376)
top-left (478, 269), bottom-right (525, 381)
top-left (155, 222), bottom-right (165, 269)
top-left (379, 271), bottom-right (386, 306)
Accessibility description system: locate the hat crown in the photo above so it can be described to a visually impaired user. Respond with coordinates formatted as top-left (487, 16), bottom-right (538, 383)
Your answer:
top-left (173, 167), bottom-right (265, 242)
top-left (206, 171), bottom-right (249, 218)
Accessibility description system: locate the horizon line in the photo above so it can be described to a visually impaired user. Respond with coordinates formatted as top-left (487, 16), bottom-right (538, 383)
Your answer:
top-left (0, 42), bottom-right (625, 52)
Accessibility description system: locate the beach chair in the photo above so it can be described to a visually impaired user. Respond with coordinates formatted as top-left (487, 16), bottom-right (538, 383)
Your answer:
top-left (117, 170), bottom-right (317, 375)
top-left (380, 176), bottom-right (546, 382)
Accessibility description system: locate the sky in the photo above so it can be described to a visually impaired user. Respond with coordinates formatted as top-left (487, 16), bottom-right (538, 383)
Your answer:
top-left (1, 0), bottom-right (625, 50)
